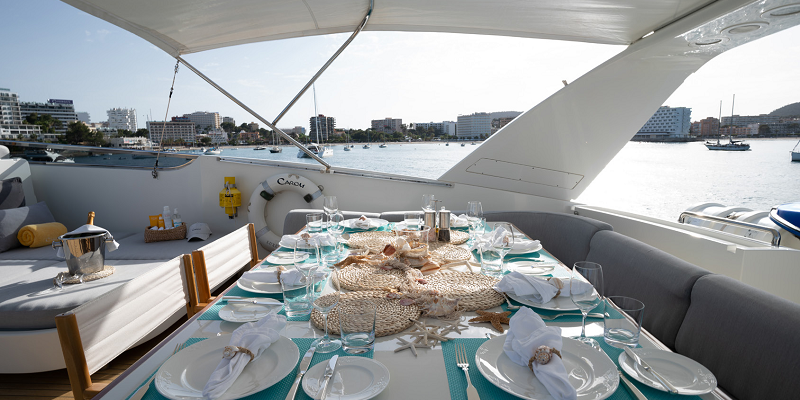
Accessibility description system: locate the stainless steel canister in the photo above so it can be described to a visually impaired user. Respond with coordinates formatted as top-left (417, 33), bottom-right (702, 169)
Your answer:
top-left (437, 207), bottom-right (451, 242)
top-left (52, 232), bottom-right (113, 275)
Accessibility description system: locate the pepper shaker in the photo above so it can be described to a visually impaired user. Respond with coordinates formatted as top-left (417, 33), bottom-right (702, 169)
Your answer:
top-left (437, 206), bottom-right (451, 242)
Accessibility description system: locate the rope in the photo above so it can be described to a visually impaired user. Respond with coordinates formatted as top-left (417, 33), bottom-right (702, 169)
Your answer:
top-left (153, 60), bottom-right (180, 179)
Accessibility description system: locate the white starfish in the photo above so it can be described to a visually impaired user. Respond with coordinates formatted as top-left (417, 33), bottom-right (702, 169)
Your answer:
top-left (440, 320), bottom-right (469, 335)
top-left (394, 337), bottom-right (430, 356)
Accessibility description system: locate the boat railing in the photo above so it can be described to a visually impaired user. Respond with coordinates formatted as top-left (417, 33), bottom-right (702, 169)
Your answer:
top-left (678, 211), bottom-right (782, 247)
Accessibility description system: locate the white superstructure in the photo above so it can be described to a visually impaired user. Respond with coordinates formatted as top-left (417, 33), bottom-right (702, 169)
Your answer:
top-left (107, 107), bottom-right (137, 132)
top-left (635, 106), bottom-right (692, 139)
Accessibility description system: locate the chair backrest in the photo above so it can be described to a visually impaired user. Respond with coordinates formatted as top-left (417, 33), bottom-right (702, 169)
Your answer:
top-left (675, 274), bottom-right (800, 400)
top-left (484, 211), bottom-right (612, 268)
top-left (283, 209), bottom-right (380, 234)
top-left (586, 230), bottom-right (710, 349)
top-left (55, 255), bottom-right (187, 399)
top-left (184, 223), bottom-right (259, 316)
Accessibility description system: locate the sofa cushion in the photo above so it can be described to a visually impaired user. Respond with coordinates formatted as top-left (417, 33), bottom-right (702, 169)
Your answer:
top-left (105, 232), bottom-right (210, 260)
top-left (484, 211), bottom-right (612, 269)
top-left (0, 177), bottom-right (25, 210)
top-left (0, 202), bottom-right (56, 253)
top-left (675, 275), bottom-right (800, 400)
top-left (586, 230), bottom-right (710, 349)
top-left (283, 209), bottom-right (380, 235)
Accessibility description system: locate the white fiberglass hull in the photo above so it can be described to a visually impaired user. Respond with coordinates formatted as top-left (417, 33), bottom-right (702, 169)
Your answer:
top-left (792, 151), bottom-right (800, 162)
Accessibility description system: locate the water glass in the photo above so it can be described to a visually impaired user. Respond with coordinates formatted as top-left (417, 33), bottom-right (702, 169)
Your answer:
top-left (323, 196), bottom-right (338, 229)
top-left (327, 212), bottom-right (346, 261)
top-left (421, 194), bottom-right (435, 212)
top-left (281, 280), bottom-right (311, 317)
top-left (604, 296), bottom-right (644, 348)
top-left (295, 241), bottom-right (319, 301)
top-left (339, 299), bottom-right (377, 354)
top-left (403, 211), bottom-right (421, 229)
top-left (479, 248), bottom-right (503, 278)
top-left (571, 261), bottom-right (604, 347)
top-left (396, 226), bottom-right (429, 250)
top-left (306, 212), bottom-right (324, 233)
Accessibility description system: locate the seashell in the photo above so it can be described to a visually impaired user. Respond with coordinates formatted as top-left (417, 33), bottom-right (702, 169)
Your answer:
top-left (417, 294), bottom-right (461, 318)
top-left (398, 298), bottom-right (416, 306)
top-left (382, 243), bottom-right (397, 256)
top-left (533, 345), bottom-right (552, 365)
top-left (300, 232), bottom-right (311, 241)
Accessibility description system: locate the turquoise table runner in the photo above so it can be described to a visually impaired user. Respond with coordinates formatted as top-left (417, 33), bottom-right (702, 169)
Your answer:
top-left (131, 338), bottom-right (372, 400)
top-left (442, 337), bottom-right (702, 400)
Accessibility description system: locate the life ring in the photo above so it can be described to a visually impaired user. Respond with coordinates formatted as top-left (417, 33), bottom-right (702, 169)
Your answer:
top-left (248, 173), bottom-right (324, 250)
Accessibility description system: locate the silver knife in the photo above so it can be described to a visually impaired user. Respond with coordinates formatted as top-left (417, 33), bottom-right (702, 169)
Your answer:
top-left (618, 369), bottom-right (648, 400)
top-left (624, 347), bottom-right (679, 394)
top-left (318, 355), bottom-right (338, 400)
top-left (284, 346), bottom-right (316, 400)
top-left (226, 298), bottom-right (283, 306)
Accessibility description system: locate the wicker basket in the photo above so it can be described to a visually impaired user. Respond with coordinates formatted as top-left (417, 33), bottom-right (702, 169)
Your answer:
top-left (144, 222), bottom-right (187, 243)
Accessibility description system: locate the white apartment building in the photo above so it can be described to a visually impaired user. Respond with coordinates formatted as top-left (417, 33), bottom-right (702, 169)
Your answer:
top-left (107, 108), bottom-right (137, 132)
top-left (19, 99), bottom-right (79, 135)
top-left (0, 89), bottom-right (42, 139)
top-left (371, 117), bottom-right (402, 134)
top-left (222, 116), bottom-right (235, 125)
top-left (721, 114), bottom-right (782, 126)
top-left (414, 121), bottom-right (456, 136)
top-left (635, 106), bottom-right (692, 138)
top-left (77, 112), bottom-right (90, 123)
top-left (147, 121), bottom-right (196, 144)
top-left (457, 112), bottom-right (491, 138)
top-left (109, 136), bottom-right (153, 149)
top-left (184, 111), bottom-right (221, 130)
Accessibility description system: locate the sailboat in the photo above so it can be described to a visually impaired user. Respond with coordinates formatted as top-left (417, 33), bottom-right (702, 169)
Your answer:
top-left (269, 130), bottom-right (282, 153)
top-left (363, 131), bottom-right (371, 149)
top-left (379, 132), bottom-right (387, 148)
top-left (298, 85), bottom-right (333, 158)
top-left (705, 136), bottom-right (750, 151)
top-left (792, 138), bottom-right (800, 161)
top-left (343, 132), bottom-right (352, 151)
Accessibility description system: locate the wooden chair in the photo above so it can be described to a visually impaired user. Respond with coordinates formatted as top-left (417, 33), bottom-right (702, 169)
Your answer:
top-left (184, 223), bottom-right (259, 317)
top-left (56, 256), bottom-right (187, 400)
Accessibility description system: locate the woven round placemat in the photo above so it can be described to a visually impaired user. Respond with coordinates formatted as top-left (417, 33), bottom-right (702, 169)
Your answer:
top-left (346, 231), bottom-right (396, 252)
top-left (448, 230), bottom-right (469, 245)
top-left (333, 263), bottom-right (408, 291)
top-left (429, 243), bottom-right (471, 262)
top-left (423, 271), bottom-right (504, 311)
top-left (310, 291), bottom-right (420, 337)
top-left (63, 266), bottom-right (115, 284)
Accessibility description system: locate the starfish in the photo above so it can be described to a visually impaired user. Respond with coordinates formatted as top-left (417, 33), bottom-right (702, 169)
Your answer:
top-left (469, 310), bottom-right (512, 333)
top-left (440, 320), bottom-right (469, 335)
top-left (394, 337), bottom-right (430, 356)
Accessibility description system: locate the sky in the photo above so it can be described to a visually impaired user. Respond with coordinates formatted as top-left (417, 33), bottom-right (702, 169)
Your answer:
top-left (3, 1), bottom-right (800, 131)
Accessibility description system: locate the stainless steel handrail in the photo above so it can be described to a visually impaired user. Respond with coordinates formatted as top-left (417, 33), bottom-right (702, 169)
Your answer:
top-left (0, 140), bottom-right (199, 160)
top-left (678, 211), bottom-right (781, 247)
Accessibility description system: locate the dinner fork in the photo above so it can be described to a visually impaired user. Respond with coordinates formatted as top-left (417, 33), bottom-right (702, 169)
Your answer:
top-left (539, 312), bottom-right (604, 320)
top-left (129, 341), bottom-right (187, 400)
top-left (455, 343), bottom-right (481, 400)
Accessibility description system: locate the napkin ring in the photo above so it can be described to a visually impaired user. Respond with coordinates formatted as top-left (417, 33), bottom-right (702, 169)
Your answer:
top-left (223, 346), bottom-right (255, 363)
top-left (528, 345), bottom-right (562, 369)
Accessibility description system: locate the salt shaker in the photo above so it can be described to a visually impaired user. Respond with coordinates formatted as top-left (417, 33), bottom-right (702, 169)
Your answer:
top-left (424, 209), bottom-right (437, 241)
top-left (437, 206), bottom-right (451, 242)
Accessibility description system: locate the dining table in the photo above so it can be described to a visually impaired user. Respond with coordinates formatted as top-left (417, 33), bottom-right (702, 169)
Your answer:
top-left (96, 221), bottom-right (727, 400)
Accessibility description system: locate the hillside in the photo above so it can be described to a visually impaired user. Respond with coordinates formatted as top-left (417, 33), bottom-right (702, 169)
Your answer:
top-left (769, 102), bottom-right (800, 117)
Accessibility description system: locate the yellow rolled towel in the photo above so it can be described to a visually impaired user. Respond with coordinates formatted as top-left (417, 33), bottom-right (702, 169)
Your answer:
top-left (17, 222), bottom-right (68, 248)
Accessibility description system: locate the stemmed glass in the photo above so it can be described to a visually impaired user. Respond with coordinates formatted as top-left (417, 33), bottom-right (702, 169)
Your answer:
top-left (323, 196), bottom-right (338, 229)
top-left (421, 194), bottom-right (435, 212)
top-left (294, 240), bottom-right (320, 304)
top-left (491, 222), bottom-right (514, 274)
top-left (311, 269), bottom-right (342, 353)
top-left (467, 201), bottom-right (483, 241)
top-left (327, 212), bottom-right (345, 264)
top-left (570, 261), bottom-right (604, 347)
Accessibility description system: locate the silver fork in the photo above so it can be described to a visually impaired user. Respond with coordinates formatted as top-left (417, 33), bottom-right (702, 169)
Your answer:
top-left (129, 341), bottom-right (187, 400)
top-left (539, 312), bottom-right (604, 320)
top-left (455, 343), bottom-right (481, 400)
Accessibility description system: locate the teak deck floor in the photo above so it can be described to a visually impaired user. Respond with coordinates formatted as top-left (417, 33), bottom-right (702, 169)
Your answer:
top-left (0, 316), bottom-right (187, 400)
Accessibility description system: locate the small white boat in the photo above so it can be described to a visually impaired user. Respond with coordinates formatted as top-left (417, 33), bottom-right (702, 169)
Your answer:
top-left (297, 143), bottom-right (333, 158)
top-left (363, 144), bottom-right (370, 149)
top-left (254, 146), bottom-right (267, 150)
top-left (461, 143), bottom-right (466, 147)
top-left (269, 146), bottom-right (282, 153)
top-left (379, 143), bottom-right (387, 148)
top-left (792, 138), bottom-right (800, 162)
top-left (704, 137), bottom-right (750, 151)
top-left (343, 146), bottom-right (351, 151)
top-left (205, 147), bottom-right (222, 155)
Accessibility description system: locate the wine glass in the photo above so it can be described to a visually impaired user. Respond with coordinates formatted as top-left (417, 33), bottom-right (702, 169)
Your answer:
top-left (294, 240), bottom-right (319, 303)
top-left (311, 269), bottom-right (342, 353)
top-left (421, 194), bottom-right (435, 212)
top-left (491, 222), bottom-right (514, 274)
top-left (467, 201), bottom-right (483, 241)
top-left (323, 196), bottom-right (338, 229)
top-left (570, 261), bottom-right (604, 347)
top-left (327, 212), bottom-right (345, 263)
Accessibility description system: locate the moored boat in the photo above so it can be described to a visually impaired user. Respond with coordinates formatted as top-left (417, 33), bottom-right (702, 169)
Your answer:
top-left (704, 137), bottom-right (750, 151)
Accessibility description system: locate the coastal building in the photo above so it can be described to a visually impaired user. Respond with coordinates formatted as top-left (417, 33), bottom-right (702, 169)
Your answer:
top-left (691, 117), bottom-right (720, 136)
top-left (239, 131), bottom-right (261, 142)
top-left (635, 106), bottom-right (692, 139)
top-left (146, 120), bottom-right (196, 144)
top-left (183, 111), bottom-right (221, 130)
top-left (371, 117), bottom-right (402, 134)
top-left (414, 121), bottom-right (456, 136)
top-left (107, 108), bottom-right (137, 132)
top-left (457, 112), bottom-right (491, 139)
top-left (0, 88), bottom-right (42, 139)
top-left (108, 136), bottom-right (153, 149)
top-left (310, 115), bottom-right (335, 140)
top-left (489, 111), bottom-right (522, 120)
top-left (279, 126), bottom-right (306, 140)
top-left (19, 99), bottom-right (79, 135)
top-left (77, 112), bottom-right (90, 123)
top-left (222, 116), bottom-right (235, 125)
top-left (719, 126), bottom-right (751, 136)
top-left (721, 114), bottom-right (781, 126)
top-left (248, 122), bottom-right (259, 132)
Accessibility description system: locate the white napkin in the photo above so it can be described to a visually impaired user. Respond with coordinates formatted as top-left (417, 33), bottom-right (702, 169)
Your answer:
top-left (353, 216), bottom-right (378, 229)
top-left (241, 269), bottom-right (327, 286)
top-left (512, 239), bottom-right (541, 253)
top-left (203, 313), bottom-right (287, 399)
top-left (450, 214), bottom-right (470, 228)
top-left (495, 272), bottom-right (593, 304)
top-left (278, 233), bottom-right (336, 248)
top-left (470, 227), bottom-right (509, 252)
top-left (503, 307), bottom-right (577, 400)
top-left (55, 224), bottom-right (119, 258)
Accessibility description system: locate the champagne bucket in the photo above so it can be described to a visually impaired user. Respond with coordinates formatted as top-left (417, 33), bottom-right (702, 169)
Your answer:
top-left (52, 232), bottom-right (112, 275)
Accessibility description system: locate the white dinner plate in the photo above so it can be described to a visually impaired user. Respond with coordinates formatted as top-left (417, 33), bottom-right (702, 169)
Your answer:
top-left (506, 260), bottom-right (556, 275)
top-left (236, 268), bottom-right (286, 294)
top-left (302, 356), bottom-right (390, 400)
top-left (508, 240), bottom-right (543, 255)
top-left (155, 335), bottom-right (299, 400)
top-left (341, 218), bottom-right (389, 230)
top-left (506, 291), bottom-right (580, 311)
top-left (476, 336), bottom-right (618, 400)
top-left (619, 348), bottom-right (717, 395)
top-left (218, 302), bottom-right (282, 323)
top-left (265, 251), bottom-right (309, 265)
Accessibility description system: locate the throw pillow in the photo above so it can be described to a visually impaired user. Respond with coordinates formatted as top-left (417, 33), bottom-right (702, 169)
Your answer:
top-left (0, 177), bottom-right (25, 210)
top-left (0, 202), bottom-right (56, 252)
